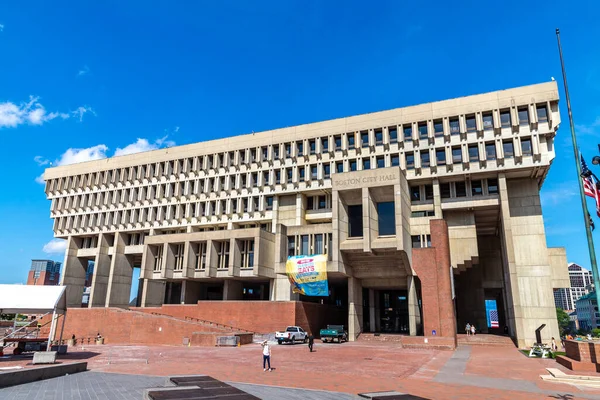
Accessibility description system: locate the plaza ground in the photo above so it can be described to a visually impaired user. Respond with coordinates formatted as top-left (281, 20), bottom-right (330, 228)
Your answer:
top-left (2, 340), bottom-right (600, 399)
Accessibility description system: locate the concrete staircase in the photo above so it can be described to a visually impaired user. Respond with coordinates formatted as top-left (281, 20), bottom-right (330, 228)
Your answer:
top-left (541, 368), bottom-right (600, 388)
top-left (457, 333), bottom-right (515, 347)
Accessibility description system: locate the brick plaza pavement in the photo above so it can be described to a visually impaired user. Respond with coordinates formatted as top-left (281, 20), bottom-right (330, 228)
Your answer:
top-left (2, 341), bottom-right (600, 399)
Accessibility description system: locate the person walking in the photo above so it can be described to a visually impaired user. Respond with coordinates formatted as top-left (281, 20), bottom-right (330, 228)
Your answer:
top-left (551, 337), bottom-right (558, 351)
top-left (261, 340), bottom-right (272, 371)
top-left (308, 332), bottom-right (314, 352)
top-left (465, 323), bottom-right (471, 336)
top-left (470, 325), bottom-right (476, 336)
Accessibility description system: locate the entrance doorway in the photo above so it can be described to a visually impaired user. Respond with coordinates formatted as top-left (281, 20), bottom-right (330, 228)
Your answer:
top-left (363, 289), bottom-right (409, 334)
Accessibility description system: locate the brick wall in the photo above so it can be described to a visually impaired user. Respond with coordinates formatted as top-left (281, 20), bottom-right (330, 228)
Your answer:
top-left (411, 219), bottom-right (457, 343)
top-left (565, 339), bottom-right (600, 363)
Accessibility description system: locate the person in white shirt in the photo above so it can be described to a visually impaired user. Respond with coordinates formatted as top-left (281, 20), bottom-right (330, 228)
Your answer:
top-left (261, 340), bottom-right (272, 371)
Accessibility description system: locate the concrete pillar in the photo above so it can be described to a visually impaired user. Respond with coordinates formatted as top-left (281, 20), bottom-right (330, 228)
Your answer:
top-left (223, 280), bottom-right (243, 300)
top-left (362, 187), bottom-right (377, 252)
top-left (408, 275), bottom-right (421, 336)
top-left (105, 232), bottom-right (134, 308)
top-left (141, 279), bottom-right (166, 307)
top-left (89, 234), bottom-right (111, 307)
top-left (179, 280), bottom-right (187, 304)
top-left (348, 276), bottom-right (363, 341)
top-left (229, 238), bottom-right (241, 277)
top-left (432, 178), bottom-right (442, 217)
top-left (271, 275), bottom-right (299, 301)
top-left (369, 289), bottom-right (376, 333)
top-left (60, 236), bottom-right (87, 308)
top-left (295, 193), bottom-right (305, 226)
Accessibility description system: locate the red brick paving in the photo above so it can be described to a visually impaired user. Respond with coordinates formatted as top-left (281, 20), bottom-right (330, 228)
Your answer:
top-left (3, 342), bottom-right (600, 399)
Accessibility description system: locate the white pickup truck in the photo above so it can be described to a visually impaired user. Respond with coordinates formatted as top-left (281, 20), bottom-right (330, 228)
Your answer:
top-left (275, 326), bottom-right (308, 345)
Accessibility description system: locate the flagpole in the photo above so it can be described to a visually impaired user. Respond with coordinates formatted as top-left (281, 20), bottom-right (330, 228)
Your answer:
top-left (556, 28), bottom-right (600, 311)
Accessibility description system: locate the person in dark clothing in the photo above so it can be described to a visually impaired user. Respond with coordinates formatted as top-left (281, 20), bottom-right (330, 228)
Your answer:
top-left (308, 332), bottom-right (314, 352)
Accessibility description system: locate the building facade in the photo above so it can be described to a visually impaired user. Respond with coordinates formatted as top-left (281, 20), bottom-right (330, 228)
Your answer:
top-left (27, 260), bottom-right (61, 286)
top-left (554, 263), bottom-right (593, 311)
top-left (575, 291), bottom-right (599, 331)
top-left (43, 81), bottom-right (570, 347)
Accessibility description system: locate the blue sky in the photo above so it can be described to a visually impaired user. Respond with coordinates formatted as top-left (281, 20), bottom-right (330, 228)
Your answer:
top-left (1, 1), bottom-right (600, 286)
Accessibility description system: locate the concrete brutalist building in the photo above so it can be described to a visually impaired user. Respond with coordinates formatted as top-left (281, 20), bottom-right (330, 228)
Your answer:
top-left (42, 81), bottom-right (570, 347)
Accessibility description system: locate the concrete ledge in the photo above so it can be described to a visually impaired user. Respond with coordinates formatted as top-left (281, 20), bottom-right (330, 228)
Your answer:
top-left (33, 351), bottom-right (57, 364)
top-left (556, 355), bottom-right (600, 373)
top-left (0, 361), bottom-right (87, 388)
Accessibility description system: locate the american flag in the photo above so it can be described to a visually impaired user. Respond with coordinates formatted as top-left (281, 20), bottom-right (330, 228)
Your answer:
top-left (581, 155), bottom-right (600, 218)
top-left (489, 310), bottom-right (499, 328)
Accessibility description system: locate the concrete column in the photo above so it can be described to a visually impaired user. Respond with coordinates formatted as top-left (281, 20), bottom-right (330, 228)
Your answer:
top-left (271, 275), bottom-right (299, 301)
top-left (206, 240), bottom-right (218, 278)
top-left (432, 178), bottom-right (442, 217)
top-left (369, 289), bottom-right (376, 333)
top-left (141, 279), bottom-right (166, 307)
top-left (362, 187), bottom-right (376, 252)
top-left (295, 193), bottom-right (305, 226)
top-left (408, 275), bottom-right (420, 336)
top-left (179, 280), bottom-right (187, 304)
top-left (229, 238), bottom-right (241, 277)
top-left (88, 234), bottom-right (111, 307)
top-left (60, 236), bottom-right (87, 308)
top-left (348, 276), bottom-right (363, 341)
top-left (223, 280), bottom-right (243, 300)
top-left (271, 195), bottom-right (279, 234)
top-left (105, 232), bottom-right (134, 308)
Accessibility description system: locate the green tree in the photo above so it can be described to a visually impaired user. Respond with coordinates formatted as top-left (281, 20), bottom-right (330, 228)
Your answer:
top-left (556, 308), bottom-right (570, 336)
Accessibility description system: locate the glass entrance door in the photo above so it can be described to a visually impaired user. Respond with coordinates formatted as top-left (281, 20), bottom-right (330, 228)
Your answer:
top-left (379, 290), bottom-right (409, 333)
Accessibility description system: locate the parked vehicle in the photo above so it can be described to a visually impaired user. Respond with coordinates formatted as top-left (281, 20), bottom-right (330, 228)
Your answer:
top-left (275, 326), bottom-right (308, 345)
top-left (320, 325), bottom-right (348, 343)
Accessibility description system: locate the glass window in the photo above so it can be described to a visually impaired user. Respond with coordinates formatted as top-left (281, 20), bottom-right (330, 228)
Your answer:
top-left (503, 141), bottom-right (514, 158)
top-left (376, 156), bottom-right (385, 168)
top-left (389, 127), bottom-right (398, 144)
top-left (391, 154), bottom-right (399, 167)
top-left (287, 168), bottom-right (293, 182)
top-left (322, 138), bottom-right (329, 152)
top-left (500, 110), bottom-right (511, 127)
top-left (361, 131), bottom-right (369, 148)
top-left (406, 153), bottom-right (415, 170)
top-left (324, 164), bottom-right (331, 178)
top-left (297, 141), bottom-right (304, 156)
top-left (466, 115), bottom-right (476, 132)
top-left (421, 151), bottom-right (430, 168)
top-left (309, 140), bottom-right (316, 155)
top-left (350, 159), bottom-right (357, 171)
top-left (410, 186), bottom-right (421, 202)
top-left (411, 235), bottom-right (422, 248)
top-left (436, 149), bottom-right (446, 165)
top-left (425, 185), bottom-right (434, 200)
top-left (518, 107), bottom-right (529, 125)
top-left (318, 195), bottom-right (327, 209)
top-left (335, 135), bottom-right (342, 151)
top-left (307, 196), bottom-right (314, 210)
top-left (377, 202), bottom-right (396, 236)
top-left (336, 162), bottom-right (344, 173)
top-left (434, 120), bottom-right (444, 137)
top-left (450, 118), bottom-right (460, 135)
top-left (300, 235), bottom-right (309, 255)
top-left (486, 143), bottom-right (496, 160)
top-left (262, 147), bottom-right (268, 160)
top-left (273, 146), bottom-right (280, 159)
top-left (375, 130), bottom-right (383, 145)
top-left (275, 170), bottom-right (281, 184)
top-left (348, 134), bottom-right (355, 149)
top-left (315, 234), bottom-right (324, 254)
top-left (452, 147), bottom-right (462, 163)
top-left (471, 180), bottom-right (483, 196)
top-left (285, 143), bottom-right (291, 158)
top-left (468, 145), bottom-right (479, 162)
top-left (311, 165), bottom-right (318, 179)
top-left (418, 122), bottom-right (428, 139)
top-left (299, 167), bottom-right (305, 181)
top-left (440, 183), bottom-right (451, 198)
top-left (537, 105), bottom-right (548, 122)
top-left (455, 181), bottom-right (467, 197)
top-left (266, 196), bottom-right (273, 210)
top-left (488, 178), bottom-right (498, 194)
top-left (287, 236), bottom-right (295, 257)
top-left (521, 138), bottom-right (532, 156)
top-left (403, 124), bottom-right (413, 140)
top-left (348, 205), bottom-right (363, 238)
top-left (363, 158), bottom-right (371, 170)
top-left (483, 113), bottom-right (493, 130)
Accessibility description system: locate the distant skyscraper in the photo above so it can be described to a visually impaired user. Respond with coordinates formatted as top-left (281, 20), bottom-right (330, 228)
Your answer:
top-left (27, 260), bottom-right (61, 286)
top-left (554, 263), bottom-right (593, 311)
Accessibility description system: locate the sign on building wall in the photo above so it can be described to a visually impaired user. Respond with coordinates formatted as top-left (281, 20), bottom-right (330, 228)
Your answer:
top-left (286, 254), bottom-right (329, 296)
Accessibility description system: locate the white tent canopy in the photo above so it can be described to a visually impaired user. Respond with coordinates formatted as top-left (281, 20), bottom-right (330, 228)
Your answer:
top-left (0, 285), bottom-right (67, 314)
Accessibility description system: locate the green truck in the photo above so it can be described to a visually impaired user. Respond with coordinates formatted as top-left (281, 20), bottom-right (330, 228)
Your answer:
top-left (319, 325), bottom-right (348, 343)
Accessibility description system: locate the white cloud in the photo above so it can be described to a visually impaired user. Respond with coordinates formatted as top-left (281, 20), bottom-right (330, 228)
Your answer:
top-left (55, 144), bottom-right (108, 166)
top-left (540, 185), bottom-right (578, 207)
top-left (34, 155), bottom-right (50, 166)
top-left (71, 106), bottom-right (95, 122)
top-left (43, 239), bottom-right (67, 254)
top-left (115, 135), bottom-right (176, 157)
top-left (0, 96), bottom-right (91, 129)
top-left (576, 117), bottom-right (600, 136)
top-left (35, 174), bottom-right (45, 184)
top-left (77, 65), bottom-right (90, 77)
top-left (0, 24), bottom-right (4, 32)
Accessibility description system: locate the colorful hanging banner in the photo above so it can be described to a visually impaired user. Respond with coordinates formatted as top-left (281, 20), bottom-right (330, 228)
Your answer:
top-left (286, 254), bottom-right (329, 296)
